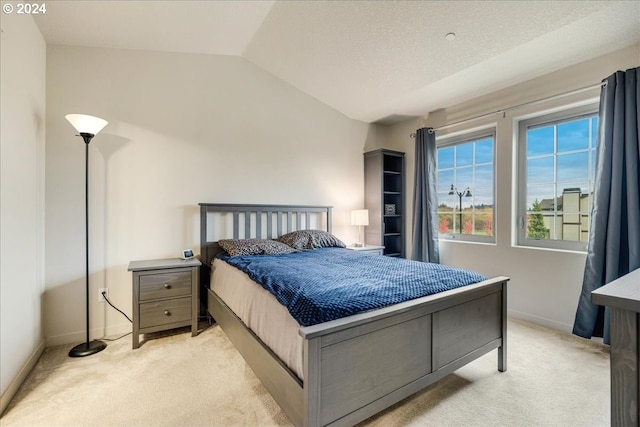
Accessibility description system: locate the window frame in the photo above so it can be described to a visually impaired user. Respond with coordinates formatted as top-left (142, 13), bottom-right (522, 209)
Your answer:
top-left (436, 128), bottom-right (496, 244)
top-left (516, 103), bottom-right (598, 252)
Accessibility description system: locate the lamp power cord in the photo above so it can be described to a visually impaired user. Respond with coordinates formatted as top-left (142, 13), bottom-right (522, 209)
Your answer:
top-left (100, 290), bottom-right (133, 342)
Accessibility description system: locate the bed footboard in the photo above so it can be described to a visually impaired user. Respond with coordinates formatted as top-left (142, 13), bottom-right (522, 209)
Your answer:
top-left (300, 276), bottom-right (508, 427)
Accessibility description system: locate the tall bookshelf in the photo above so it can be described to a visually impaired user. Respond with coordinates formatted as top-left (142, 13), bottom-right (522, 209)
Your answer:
top-left (364, 149), bottom-right (405, 257)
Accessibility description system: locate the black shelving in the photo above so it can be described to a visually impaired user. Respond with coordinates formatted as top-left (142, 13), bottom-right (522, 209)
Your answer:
top-left (364, 149), bottom-right (405, 258)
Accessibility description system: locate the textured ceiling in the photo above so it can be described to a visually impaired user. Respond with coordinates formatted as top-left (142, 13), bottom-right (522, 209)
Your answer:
top-left (32, 1), bottom-right (640, 124)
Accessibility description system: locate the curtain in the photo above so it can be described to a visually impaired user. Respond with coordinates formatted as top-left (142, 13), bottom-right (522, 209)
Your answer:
top-left (573, 67), bottom-right (640, 344)
top-left (411, 127), bottom-right (440, 263)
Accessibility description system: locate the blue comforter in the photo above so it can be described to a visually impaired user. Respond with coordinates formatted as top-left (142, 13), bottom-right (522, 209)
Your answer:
top-left (220, 247), bottom-right (487, 326)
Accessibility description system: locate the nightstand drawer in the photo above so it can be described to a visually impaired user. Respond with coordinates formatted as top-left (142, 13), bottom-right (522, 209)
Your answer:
top-left (139, 296), bottom-right (192, 329)
top-left (139, 270), bottom-right (192, 301)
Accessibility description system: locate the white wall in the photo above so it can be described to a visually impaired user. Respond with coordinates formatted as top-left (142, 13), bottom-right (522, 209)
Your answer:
top-left (383, 44), bottom-right (640, 332)
top-left (0, 13), bottom-right (46, 411)
top-left (45, 46), bottom-right (373, 345)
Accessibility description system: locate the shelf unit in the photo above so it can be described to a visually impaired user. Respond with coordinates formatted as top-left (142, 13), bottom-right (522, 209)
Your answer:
top-left (364, 149), bottom-right (405, 257)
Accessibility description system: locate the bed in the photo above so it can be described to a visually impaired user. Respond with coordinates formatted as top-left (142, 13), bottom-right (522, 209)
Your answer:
top-left (199, 203), bottom-right (509, 427)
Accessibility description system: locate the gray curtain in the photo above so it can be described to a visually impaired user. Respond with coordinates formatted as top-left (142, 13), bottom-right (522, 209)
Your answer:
top-left (411, 127), bottom-right (440, 263)
top-left (573, 67), bottom-right (640, 344)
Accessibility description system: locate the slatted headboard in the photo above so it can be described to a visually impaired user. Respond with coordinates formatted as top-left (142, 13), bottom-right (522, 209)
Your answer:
top-left (198, 203), bottom-right (333, 269)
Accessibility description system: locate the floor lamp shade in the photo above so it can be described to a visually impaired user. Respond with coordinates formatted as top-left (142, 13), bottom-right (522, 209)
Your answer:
top-left (65, 114), bottom-right (108, 136)
top-left (66, 114), bottom-right (108, 358)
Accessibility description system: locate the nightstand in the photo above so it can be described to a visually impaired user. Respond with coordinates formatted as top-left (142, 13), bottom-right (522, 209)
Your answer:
top-left (128, 257), bottom-right (201, 349)
top-left (348, 245), bottom-right (385, 255)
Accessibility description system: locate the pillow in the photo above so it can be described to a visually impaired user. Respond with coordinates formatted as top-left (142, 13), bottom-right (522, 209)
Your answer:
top-left (218, 239), bottom-right (297, 257)
top-left (277, 230), bottom-right (346, 250)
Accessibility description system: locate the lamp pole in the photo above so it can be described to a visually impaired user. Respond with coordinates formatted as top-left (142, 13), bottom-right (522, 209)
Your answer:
top-left (449, 184), bottom-right (472, 234)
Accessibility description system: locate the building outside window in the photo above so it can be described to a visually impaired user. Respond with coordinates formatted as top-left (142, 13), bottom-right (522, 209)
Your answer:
top-left (436, 129), bottom-right (495, 243)
top-left (517, 104), bottom-right (598, 251)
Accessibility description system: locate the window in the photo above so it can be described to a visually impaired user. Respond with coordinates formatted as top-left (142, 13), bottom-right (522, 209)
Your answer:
top-left (436, 129), bottom-right (495, 243)
top-left (517, 104), bottom-right (598, 251)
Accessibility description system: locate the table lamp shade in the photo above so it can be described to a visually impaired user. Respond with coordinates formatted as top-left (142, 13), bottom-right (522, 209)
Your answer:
top-left (351, 209), bottom-right (369, 226)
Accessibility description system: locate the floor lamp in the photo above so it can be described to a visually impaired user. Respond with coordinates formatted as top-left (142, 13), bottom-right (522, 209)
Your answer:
top-left (66, 114), bottom-right (109, 358)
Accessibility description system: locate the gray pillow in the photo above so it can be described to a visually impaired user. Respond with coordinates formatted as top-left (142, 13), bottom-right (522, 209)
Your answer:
top-left (278, 230), bottom-right (346, 250)
top-left (218, 239), bottom-right (297, 257)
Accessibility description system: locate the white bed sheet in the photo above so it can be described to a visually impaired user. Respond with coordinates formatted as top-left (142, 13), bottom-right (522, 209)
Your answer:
top-left (210, 258), bottom-right (304, 380)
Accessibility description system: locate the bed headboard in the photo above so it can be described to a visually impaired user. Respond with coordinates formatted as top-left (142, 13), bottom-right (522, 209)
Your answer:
top-left (198, 203), bottom-right (333, 269)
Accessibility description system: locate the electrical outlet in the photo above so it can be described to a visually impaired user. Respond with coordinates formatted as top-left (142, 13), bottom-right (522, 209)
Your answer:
top-left (98, 288), bottom-right (108, 303)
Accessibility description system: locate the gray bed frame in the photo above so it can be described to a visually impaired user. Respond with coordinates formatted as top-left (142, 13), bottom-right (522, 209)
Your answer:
top-left (199, 203), bottom-right (509, 427)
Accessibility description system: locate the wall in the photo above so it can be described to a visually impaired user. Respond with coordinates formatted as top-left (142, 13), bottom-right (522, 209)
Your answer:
top-left (0, 12), bottom-right (46, 411)
top-left (45, 46), bottom-right (372, 345)
top-left (382, 44), bottom-right (639, 332)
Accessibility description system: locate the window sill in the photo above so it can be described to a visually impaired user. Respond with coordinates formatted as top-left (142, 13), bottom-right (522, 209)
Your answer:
top-left (512, 244), bottom-right (587, 255)
top-left (439, 237), bottom-right (496, 246)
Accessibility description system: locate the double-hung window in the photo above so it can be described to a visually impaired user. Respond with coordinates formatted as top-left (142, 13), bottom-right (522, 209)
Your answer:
top-left (516, 104), bottom-right (598, 251)
top-left (436, 129), bottom-right (495, 243)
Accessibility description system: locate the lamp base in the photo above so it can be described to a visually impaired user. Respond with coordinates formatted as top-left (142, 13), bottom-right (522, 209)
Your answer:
top-left (68, 340), bottom-right (107, 358)
top-left (353, 242), bottom-right (365, 247)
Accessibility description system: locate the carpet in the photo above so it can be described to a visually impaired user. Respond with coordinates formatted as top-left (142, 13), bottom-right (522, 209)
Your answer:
top-left (0, 318), bottom-right (610, 426)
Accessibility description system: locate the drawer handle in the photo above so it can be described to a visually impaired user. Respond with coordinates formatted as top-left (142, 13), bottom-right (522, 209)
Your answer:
top-left (163, 283), bottom-right (171, 289)
top-left (164, 310), bottom-right (171, 316)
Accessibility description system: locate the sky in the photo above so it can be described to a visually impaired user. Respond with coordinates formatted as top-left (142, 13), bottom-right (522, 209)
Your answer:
top-left (525, 116), bottom-right (597, 210)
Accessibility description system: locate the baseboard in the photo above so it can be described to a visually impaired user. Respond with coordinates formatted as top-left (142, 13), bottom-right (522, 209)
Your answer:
top-left (0, 339), bottom-right (45, 416)
top-left (46, 323), bottom-right (131, 347)
top-left (45, 323), bottom-right (132, 348)
top-left (507, 309), bottom-right (573, 334)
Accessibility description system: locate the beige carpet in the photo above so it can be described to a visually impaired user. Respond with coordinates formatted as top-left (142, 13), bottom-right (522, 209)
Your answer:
top-left (1, 318), bottom-right (610, 426)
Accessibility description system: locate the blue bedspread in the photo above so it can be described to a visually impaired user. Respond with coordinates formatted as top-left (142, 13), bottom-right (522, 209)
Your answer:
top-left (220, 248), bottom-right (487, 327)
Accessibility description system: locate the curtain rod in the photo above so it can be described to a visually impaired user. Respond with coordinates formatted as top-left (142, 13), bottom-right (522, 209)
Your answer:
top-left (410, 81), bottom-right (606, 137)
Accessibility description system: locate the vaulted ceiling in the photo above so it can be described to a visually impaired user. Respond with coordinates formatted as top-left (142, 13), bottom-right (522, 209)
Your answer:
top-left (33, 1), bottom-right (640, 124)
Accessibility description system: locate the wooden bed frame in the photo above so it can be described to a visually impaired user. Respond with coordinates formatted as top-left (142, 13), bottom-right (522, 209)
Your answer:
top-left (199, 203), bottom-right (509, 427)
